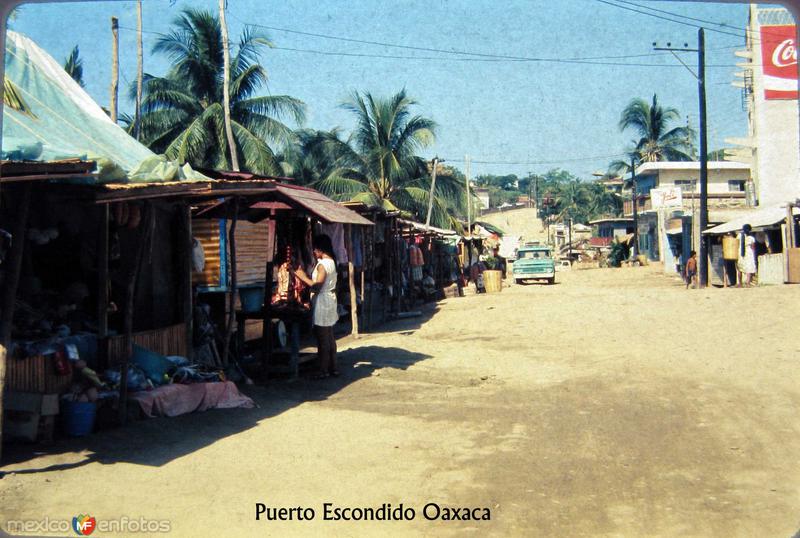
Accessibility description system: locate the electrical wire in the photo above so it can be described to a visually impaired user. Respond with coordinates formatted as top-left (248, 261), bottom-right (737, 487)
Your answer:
top-left (593, 0), bottom-right (749, 40)
top-left (440, 153), bottom-right (631, 166)
top-left (230, 13), bottom-right (744, 66)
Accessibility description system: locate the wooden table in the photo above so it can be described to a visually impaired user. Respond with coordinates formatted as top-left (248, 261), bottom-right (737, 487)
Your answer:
top-left (236, 305), bottom-right (311, 379)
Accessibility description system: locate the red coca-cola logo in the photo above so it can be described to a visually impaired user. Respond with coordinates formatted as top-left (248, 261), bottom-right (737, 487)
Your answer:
top-left (772, 38), bottom-right (797, 68)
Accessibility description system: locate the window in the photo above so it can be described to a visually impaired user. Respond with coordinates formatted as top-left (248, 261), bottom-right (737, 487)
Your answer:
top-left (728, 180), bottom-right (746, 192)
top-left (674, 180), bottom-right (696, 193)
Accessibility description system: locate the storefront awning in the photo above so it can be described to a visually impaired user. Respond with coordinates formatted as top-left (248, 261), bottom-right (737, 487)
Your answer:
top-left (192, 182), bottom-right (374, 226)
top-left (702, 204), bottom-right (799, 235)
top-left (272, 184), bottom-right (373, 225)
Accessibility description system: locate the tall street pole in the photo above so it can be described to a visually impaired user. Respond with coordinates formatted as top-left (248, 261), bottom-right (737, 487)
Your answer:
top-left (697, 28), bottom-right (709, 287)
top-left (465, 154), bottom-right (471, 238)
top-left (425, 157), bottom-right (439, 229)
top-left (631, 157), bottom-right (639, 258)
top-left (134, 0), bottom-right (143, 141)
top-left (110, 17), bottom-right (119, 124)
top-left (654, 33), bottom-right (708, 285)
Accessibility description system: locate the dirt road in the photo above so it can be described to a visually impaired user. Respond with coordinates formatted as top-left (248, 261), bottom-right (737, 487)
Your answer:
top-left (2, 266), bottom-right (799, 537)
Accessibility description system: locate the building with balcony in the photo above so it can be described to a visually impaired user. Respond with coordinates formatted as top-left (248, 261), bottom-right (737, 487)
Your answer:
top-left (622, 161), bottom-right (752, 274)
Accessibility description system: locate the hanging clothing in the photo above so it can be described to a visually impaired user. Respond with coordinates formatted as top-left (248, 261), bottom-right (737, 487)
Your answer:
top-left (316, 223), bottom-right (348, 264)
top-left (352, 226), bottom-right (364, 268)
top-left (311, 257), bottom-right (338, 326)
top-left (409, 245), bottom-right (424, 267)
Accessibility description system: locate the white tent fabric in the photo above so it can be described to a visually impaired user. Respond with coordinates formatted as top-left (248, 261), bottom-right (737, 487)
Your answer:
top-left (702, 204), bottom-right (799, 235)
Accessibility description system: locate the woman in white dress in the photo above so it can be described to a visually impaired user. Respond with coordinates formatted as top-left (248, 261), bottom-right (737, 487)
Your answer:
top-left (293, 235), bottom-right (339, 377)
top-left (737, 223), bottom-right (757, 287)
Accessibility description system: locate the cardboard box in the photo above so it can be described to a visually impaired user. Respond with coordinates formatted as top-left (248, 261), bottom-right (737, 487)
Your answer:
top-left (4, 392), bottom-right (60, 416)
top-left (3, 392), bottom-right (60, 442)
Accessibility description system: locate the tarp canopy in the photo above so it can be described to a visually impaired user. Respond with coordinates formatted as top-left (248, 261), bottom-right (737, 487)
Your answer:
top-left (702, 204), bottom-right (799, 235)
top-left (397, 217), bottom-right (456, 236)
top-left (2, 31), bottom-right (207, 183)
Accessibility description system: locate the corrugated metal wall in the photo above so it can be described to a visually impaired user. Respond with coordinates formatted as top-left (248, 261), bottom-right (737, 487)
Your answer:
top-left (233, 220), bottom-right (271, 286)
top-left (193, 219), bottom-right (223, 287)
top-left (192, 218), bottom-right (273, 289)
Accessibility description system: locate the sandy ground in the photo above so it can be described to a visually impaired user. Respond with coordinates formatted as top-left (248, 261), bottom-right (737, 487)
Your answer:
top-left (2, 265), bottom-right (800, 537)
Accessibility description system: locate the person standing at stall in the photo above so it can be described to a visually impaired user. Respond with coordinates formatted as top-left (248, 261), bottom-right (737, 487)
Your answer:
top-left (737, 224), bottom-right (757, 288)
top-left (293, 235), bottom-right (340, 378)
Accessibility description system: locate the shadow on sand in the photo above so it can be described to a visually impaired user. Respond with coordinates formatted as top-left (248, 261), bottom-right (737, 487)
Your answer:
top-left (1, 343), bottom-right (432, 475)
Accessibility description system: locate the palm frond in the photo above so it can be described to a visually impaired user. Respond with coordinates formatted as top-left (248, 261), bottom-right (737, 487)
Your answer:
top-left (3, 79), bottom-right (36, 118)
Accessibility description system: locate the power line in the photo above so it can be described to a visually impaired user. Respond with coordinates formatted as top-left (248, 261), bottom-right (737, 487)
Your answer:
top-left (609, 0), bottom-right (745, 32)
top-left (441, 153), bottom-right (630, 166)
top-left (606, 0), bottom-right (788, 43)
top-left (272, 45), bottom-right (744, 68)
top-left (593, 0), bottom-right (748, 40)
top-left (230, 13), bottom-right (745, 67)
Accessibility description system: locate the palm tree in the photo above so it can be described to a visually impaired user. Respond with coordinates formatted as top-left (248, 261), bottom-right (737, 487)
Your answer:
top-left (63, 46), bottom-right (84, 88)
top-left (294, 90), bottom-right (464, 228)
top-left (609, 94), bottom-right (696, 175)
top-left (137, 8), bottom-right (305, 174)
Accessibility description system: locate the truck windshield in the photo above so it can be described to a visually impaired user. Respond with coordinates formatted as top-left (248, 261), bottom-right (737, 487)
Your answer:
top-left (519, 250), bottom-right (550, 259)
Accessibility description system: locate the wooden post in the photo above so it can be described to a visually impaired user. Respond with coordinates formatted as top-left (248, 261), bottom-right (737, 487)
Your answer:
top-left (97, 204), bottom-right (110, 369)
top-left (120, 203), bottom-right (154, 425)
top-left (219, 0), bottom-right (239, 171)
top-left (0, 344), bottom-right (4, 463)
top-left (134, 0), bottom-right (143, 140)
top-left (0, 184), bottom-right (32, 346)
top-left (260, 214), bottom-right (276, 376)
top-left (0, 184), bottom-right (31, 464)
top-left (180, 203), bottom-right (194, 359)
top-left (222, 198), bottom-right (239, 366)
top-left (345, 224), bottom-right (358, 338)
top-left (110, 17), bottom-right (119, 123)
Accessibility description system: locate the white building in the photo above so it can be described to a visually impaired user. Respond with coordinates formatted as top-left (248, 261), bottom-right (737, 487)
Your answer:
top-left (622, 161), bottom-right (752, 274)
top-left (728, 5), bottom-right (800, 207)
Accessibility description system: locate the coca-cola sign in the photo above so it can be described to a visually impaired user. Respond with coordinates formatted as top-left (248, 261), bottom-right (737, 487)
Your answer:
top-left (760, 25), bottom-right (798, 99)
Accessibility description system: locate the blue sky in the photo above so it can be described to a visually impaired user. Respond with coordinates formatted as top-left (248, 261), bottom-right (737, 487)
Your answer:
top-left (11, 0), bottom-right (760, 179)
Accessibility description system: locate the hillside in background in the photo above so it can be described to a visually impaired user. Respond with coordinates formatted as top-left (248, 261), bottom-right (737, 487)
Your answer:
top-left (478, 207), bottom-right (548, 243)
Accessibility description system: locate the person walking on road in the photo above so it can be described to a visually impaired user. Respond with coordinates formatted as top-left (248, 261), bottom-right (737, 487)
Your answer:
top-left (685, 250), bottom-right (698, 289)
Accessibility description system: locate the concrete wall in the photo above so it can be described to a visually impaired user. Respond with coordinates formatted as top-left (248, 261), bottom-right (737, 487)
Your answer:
top-left (639, 167), bottom-right (751, 195)
top-left (748, 5), bottom-right (800, 207)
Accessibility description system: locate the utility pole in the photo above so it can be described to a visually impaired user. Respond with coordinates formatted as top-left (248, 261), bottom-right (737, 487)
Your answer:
top-left (219, 0), bottom-right (239, 171)
top-left (110, 17), bottom-right (119, 124)
top-left (465, 154), bottom-right (471, 239)
top-left (425, 157), bottom-right (440, 229)
top-left (698, 28), bottom-right (709, 287)
top-left (134, 0), bottom-right (143, 141)
top-left (654, 30), bottom-right (708, 286)
top-left (631, 157), bottom-right (639, 258)
top-left (568, 215), bottom-right (573, 261)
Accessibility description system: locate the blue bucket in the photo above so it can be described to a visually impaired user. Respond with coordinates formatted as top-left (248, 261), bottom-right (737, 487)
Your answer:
top-left (238, 285), bottom-right (265, 313)
top-left (63, 401), bottom-right (97, 437)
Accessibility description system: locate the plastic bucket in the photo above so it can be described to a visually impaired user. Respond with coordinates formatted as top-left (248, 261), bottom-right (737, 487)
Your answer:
top-left (63, 401), bottom-right (97, 437)
top-left (238, 285), bottom-right (265, 313)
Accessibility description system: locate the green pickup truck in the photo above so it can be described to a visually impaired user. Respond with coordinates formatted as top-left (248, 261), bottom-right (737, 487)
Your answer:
top-left (512, 245), bottom-right (555, 285)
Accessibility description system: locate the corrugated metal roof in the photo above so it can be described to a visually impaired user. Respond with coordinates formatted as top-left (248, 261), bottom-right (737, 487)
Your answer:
top-left (703, 205), bottom-right (799, 234)
top-left (757, 8), bottom-right (795, 26)
top-left (273, 184), bottom-right (374, 226)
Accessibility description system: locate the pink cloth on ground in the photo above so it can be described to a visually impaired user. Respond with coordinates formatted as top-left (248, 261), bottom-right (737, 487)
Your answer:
top-left (128, 381), bottom-right (255, 418)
